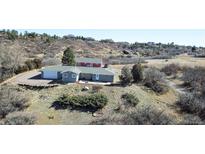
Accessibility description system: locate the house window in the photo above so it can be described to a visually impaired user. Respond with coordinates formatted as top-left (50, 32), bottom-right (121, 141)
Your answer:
top-left (72, 74), bottom-right (76, 78)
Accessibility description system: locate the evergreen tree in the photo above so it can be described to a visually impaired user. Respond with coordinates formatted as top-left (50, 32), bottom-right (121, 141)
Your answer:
top-left (6, 29), bottom-right (18, 40)
top-left (131, 63), bottom-right (143, 82)
top-left (119, 66), bottom-right (133, 86)
top-left (62, 47), bottom-right (75, 65)
top-left (192, 46), bottom-right (196, 52)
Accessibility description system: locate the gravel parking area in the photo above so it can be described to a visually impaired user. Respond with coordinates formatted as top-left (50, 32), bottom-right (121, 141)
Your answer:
top-left (5, 70), bottom-right (59, 87)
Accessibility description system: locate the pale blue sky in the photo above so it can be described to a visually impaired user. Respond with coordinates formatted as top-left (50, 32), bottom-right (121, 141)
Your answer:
top-left (16, 29), bottom-right (205, 47)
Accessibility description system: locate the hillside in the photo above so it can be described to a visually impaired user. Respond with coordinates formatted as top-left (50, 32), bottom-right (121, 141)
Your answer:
top-left (1, 29), bottom-right (205, 83)
top-left (0, 30), bottom-right (124, 60)
top-left (1, 30), bottom-right (205, 61)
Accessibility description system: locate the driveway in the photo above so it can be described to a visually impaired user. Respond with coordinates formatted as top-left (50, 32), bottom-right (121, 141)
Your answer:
top-left (1, 70), bottom-right (58, 87)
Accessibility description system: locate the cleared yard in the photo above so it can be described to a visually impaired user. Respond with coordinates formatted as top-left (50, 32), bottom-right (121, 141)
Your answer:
top-left (2, 70), bottom-right (59, 87)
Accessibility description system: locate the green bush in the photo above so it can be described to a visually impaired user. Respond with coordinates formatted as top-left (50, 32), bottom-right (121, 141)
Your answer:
top-left (6, 30), bottom-right (18, 40)
top-left (121, 93), bottom-right (139, 107)
top-left (57, 93), bottom-right (108, 111)
top-left (131, 63), bottom-right (143, 82)
top-left (119, 66), bottom-right (133, 86)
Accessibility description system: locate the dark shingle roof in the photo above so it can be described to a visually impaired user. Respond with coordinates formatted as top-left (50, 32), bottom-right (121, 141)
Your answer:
top-left (41, 65), bottom-right (114, 76)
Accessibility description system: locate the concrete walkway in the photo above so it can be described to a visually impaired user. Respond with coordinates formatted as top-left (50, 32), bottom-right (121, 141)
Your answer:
top-left (78, 80), bottom-right (112, 85)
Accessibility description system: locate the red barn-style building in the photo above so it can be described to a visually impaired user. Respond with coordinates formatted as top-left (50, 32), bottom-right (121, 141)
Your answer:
top-left (76, 57), bottom-right (104, 67)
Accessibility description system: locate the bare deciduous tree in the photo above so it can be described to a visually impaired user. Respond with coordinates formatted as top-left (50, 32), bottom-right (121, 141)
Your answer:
top-left (1, 45), bottom-right (25, 72)
top-left (0, 44), bottom-right (25, 80)
top-left (0, 86), bottom-right (29, 118)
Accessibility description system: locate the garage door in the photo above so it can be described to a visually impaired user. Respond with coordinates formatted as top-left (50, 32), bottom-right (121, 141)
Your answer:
top-left (43, 71), bottom-right (58, 79)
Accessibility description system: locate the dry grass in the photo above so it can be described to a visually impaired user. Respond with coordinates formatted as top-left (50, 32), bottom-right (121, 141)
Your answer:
top-left (3, 55), bottom-right (202, 124)
top-left (145, 54), bottom-right (205, 69)
top-left (13, 81), bottom-right (181, 124)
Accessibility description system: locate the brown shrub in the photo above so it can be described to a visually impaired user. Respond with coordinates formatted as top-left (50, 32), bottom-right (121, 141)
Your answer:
top-left (161, 63), bottom-right (181, 76)
top-left (182, 67), bottom-right (205, 95)
top-left (177, 93), bottom-right (205, 120)
top-left (144, 67), bottom-right (167, 94)
top-left (91, 106), bottom-right (174, 125)
top-left (3, 112), bottom-right (36, 125)
top-left (92, 85), bottom-right (103, 93)
top-left (0, 86), bottom-right (29, 118)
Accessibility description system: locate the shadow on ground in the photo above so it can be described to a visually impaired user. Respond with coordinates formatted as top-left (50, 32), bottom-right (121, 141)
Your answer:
top-left (106, 82), bottom-right (124, 87)
top-left (50, 101), bottom-right (68, 110)
top-left (50, 101), bottom-right (98, 113)
top-left (28, 74), bottom-right (62, 84)
top-left (29, 74), bottom-right (41, 80)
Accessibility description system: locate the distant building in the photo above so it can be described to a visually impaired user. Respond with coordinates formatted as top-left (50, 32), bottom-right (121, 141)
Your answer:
top-left (76, 57), bottom-right (103, 67)
top-left (147, 42), bottom-right (155, 46)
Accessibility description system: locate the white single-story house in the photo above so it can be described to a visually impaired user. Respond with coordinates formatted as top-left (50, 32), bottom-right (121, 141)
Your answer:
top-left (41, 65), bottom-right (115, 83)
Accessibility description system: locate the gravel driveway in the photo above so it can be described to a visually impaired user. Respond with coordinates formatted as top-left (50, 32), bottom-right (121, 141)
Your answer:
top-left (2, 70), bottom-right (58, 87)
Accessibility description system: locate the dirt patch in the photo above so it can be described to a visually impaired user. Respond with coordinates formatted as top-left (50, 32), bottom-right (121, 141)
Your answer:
top-left (145, 54), bottom-right (205, 69)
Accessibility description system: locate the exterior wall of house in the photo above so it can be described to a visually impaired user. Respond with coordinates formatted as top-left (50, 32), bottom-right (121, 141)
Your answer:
top-left (92, 74), bottom-right (114, 82)
top-left (79, 73), bottom-right (92, 80)
top-left (41, 71), bottom-right (44, 78)
top-left (41, 71), bottom-right (62, 80)
top-left (57, 72), bottom-right (62, 79)
top-left (62, 71), bottom-right (79, 83)
top-left (42, 70), bottom-right (58, 79)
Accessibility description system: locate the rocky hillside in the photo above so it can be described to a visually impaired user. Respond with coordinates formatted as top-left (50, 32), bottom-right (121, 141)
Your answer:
top-left (0, 30), bottom-right (124, 60)
top-left (1, 30), bottom-right (205, 61)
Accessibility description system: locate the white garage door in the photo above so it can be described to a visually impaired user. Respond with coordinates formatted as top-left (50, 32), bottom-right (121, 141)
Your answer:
top-left (43, 71), bottom-right (58, 79)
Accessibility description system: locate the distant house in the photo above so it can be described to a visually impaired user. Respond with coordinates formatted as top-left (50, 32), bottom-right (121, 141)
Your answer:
top-left (76, 57), bottom-right (103, 67)
top-left (41, 65), bottom-right (114, 83)
top-left (147, 42), bottom-right (155, 46)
